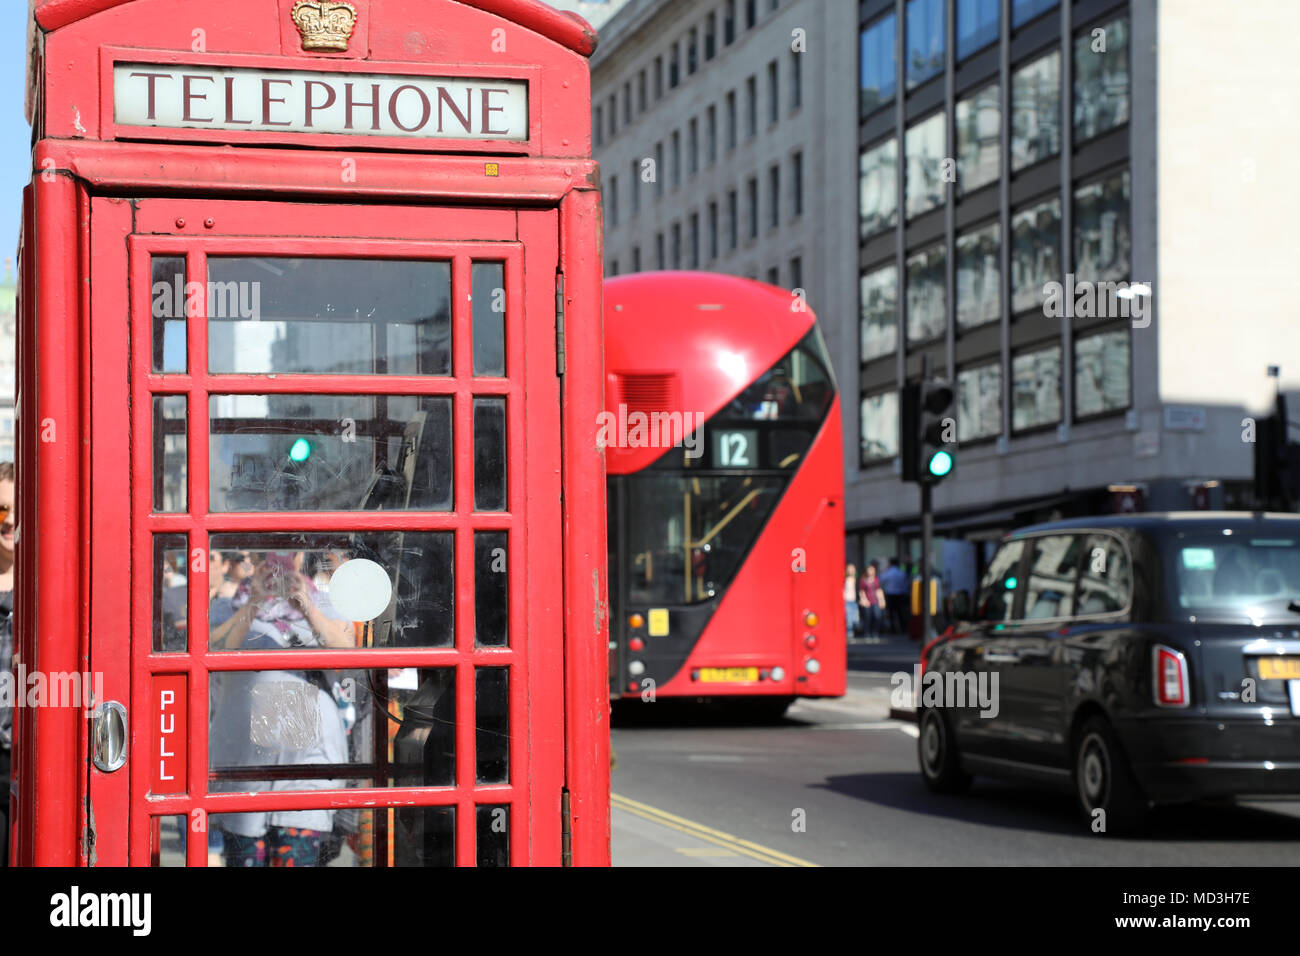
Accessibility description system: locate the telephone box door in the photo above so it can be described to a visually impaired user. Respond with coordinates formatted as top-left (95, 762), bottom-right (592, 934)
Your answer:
top-left (87, 196), bottom-right (564, 866)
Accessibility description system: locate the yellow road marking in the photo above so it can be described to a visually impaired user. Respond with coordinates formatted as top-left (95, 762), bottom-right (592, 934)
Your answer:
top-left (612, 793), bottom-right (820, 867)
top-left (675, 847), bottom-right (740, 857)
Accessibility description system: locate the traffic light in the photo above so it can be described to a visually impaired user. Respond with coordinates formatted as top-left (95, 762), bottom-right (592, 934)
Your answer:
top-left (288, 437), bottom-right (314, 462)
top-left (901, 378), bottom-right (957, 484)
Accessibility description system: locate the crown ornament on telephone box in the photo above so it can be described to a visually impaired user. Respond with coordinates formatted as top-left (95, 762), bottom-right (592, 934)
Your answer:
top-left (291, 0), bottom-right (359, 52)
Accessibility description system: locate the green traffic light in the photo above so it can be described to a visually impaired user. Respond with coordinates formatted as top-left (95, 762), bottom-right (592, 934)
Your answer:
top-left (288, 438), bottom-right (313, 462)
top-left (927, 449), bottom-right (954, 477)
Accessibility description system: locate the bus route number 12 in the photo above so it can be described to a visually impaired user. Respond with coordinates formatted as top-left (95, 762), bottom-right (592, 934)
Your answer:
top-left (713, 429), bottom-right (757, 468)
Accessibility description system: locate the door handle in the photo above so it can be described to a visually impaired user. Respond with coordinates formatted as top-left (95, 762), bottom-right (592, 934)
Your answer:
top-left (983, 653), bottom-right (1018, 663)
top-left (92, 700), bottom-right (128, 773)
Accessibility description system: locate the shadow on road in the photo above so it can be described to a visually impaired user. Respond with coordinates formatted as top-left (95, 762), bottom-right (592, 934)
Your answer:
top-left (819, 771), bottom-right (1300, 841)
top-left (611, 698), bottom-right (796, 729)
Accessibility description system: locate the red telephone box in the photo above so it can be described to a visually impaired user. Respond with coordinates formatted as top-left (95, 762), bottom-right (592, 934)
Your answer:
top-left (14, 0), bottom-right (608, 866)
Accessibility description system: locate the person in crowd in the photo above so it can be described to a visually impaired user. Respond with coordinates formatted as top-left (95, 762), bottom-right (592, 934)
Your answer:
top-left (843, 564), bottom-right (860, 638)
top-left (0, 462), bottom-right (14, 868)
top-left (858, 561), bottom-right (887, 638)
top-left (879, 557), bottom-right (911, 635)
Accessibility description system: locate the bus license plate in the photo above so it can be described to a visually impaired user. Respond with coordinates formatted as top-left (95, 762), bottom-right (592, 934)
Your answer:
top-left (699, 667), bottom-right (759, 683)
top-left (1259, 657), bottom-right (1300, 680)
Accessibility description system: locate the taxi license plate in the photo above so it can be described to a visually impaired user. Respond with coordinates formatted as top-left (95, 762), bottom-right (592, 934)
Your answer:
top-left (699, 667), bottom-right (759, 683)
top-left (1258, 657), bottom-right (1300, 680)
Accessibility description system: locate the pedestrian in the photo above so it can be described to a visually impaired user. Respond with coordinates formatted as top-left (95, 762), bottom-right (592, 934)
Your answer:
top-left (879, 557), bottom-right (911, 635)
top-left (843, 564), bottom-right (860, 639)
top-left (0, 461), bottom-right (14, 868)
top-left (858, 561), bottom-right (886, 638)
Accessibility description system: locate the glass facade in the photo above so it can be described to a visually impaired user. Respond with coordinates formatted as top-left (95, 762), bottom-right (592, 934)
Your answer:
top-left (860, 14), bottom-right (896, 114)
top-left (956, 222), bottom-right (1000, 332)
top-left (905, 113), bottom-right (946, 219)
top-left (860, 391), bottom-right (899, 463)
top-left (1011, 51), bottom-right (1061, 171)
top-left (860, 264), bottom-right (898, 362)
top-left (1074, 169), bottom-right (1131, 284)
top-left (906, 0), bottom-right (945, 89)
top-left (1010, 197), bottom-right (1060, 314)
top-left (957, 363), bottom-right (1002, 441)
top-left (905, 243), bottom-right (945, 344)
top-left (957, 0), bottom-right (999, 61)
top-left (1074, 16), bottom-right (1130, 141)
top-left (1074, 330), bottom-right (1130, 417)
top-left (1013, 0), bottom-right (1058, 29)
top-left (1012, 347), bottom-right (1062, 430)
top-left (955, 82), bottom-right (1000, 194)
top-left (859, 138), bottom-right (898, 238)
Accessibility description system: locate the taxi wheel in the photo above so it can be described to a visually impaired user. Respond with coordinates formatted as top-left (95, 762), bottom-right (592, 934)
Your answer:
top-left (1073, 716), bottom-right (1148, 835)
top-left (918, 707), bottom-right (972, 794)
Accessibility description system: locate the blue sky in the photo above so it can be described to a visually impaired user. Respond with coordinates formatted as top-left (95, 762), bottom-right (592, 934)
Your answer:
top-left (1, 5), bottom-right (31, 274)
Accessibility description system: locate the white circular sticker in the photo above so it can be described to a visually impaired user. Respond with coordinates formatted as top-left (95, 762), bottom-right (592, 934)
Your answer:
top-left (328, 558), bottom-right (393, 622)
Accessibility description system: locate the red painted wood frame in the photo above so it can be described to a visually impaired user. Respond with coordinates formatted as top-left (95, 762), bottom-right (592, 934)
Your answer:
top-left (87, 197), bottom-right (564, 866)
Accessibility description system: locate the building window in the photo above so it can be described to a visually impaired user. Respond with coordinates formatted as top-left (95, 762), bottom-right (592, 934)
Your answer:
top-left (1013, 0), bottom-right (1058, 30)
top-left (860, 391), bottom-right (900, 464)
top-left (656, 232), bottom-right (665, 269)
top-left (905, 243), bottom-right (946, 344)
top-left (623, 81), bottom-right (631, 124)
top-left (638, 70), bottom-right (647, 112)
top-left (859, 138), bottom-right (898, 238)
top-left (906, 0), bottom-right (945, 90)
top-left (726, 91), bottom-right (737, 149)
top-left (671, 130), bottom-right (681, 187)
top-left (607, 94), bottom-right (616, 137)
top-left (705, 13), bottom-right (717, 59)
top-left (728, 189), bottom-right (739, 249)
top-left (725, 0), bottom-right (736, 44)
top-left (655, 56), bottom-right (663, 99)
top-left (860, 263), bottom-right (899, 361)
top-left (632, 246), bottom-right (642, 272)
top-left (859, 14), bottom-right (896, 116)
top-left (768, 165), bottom-right (780, 228)
top-left (790, 50), bottom-right (802, 110)
top-left (671, 222), bottom-right (682, 268)
top-left (767, 61), bottom-right (779, 125)
top-left (1074, 330), bottom-right (1130, 418)
top-left (690, 212), bottom-right (700, 268)
top-left (1011, 50), bottom-right (1061, 171)
top-left (792, 151), bottom-right (804, 217)
top-left (957, 0), bottom-right (999, 60)
top-left (1073, 169), bottom-right (1131, 284)
top-left (688, 118), bottom-right (698, 175)
top-left (630, 160), bottom-right (640, 214)
top-left (1010, 197), bottom-right (1061, 314)
top-left (745, 0), bottom-right (757, 30)
top-left (707, 105), bottom-right (717, 163)
top-left (609, 259), bottom-right (619, 276)
top-left (594, 105), bottom-right (603, 146)
top-left (767, 266), bottom-right (780, 285)
top-left (957, 362), bottom-right (1002, 441)
top-left (670, 42), bottom-right (680, 88)
top-left (608, 174), bottom-right (618, 227)
top-left (955, 82), bottom-right (1000, 194)
top-left (905, 113), bottom-right (945, 219)
top-left (655, 142), bottom-right (665, 196)
top-left (688, 27), bottom-right (698, 74)
top-left (746, 176), bottom-right (759, 240)
top-left (745, 76), bottom-right (757, 138)
top-left (709, 201), bottom-right (719, 260)
top-left (790, 256), bottom-right (802, 292)
top-left (956, 221), bottom-right (1000, 331)
top-left (1074, 16), bottom-right (1130, 142)
top-left (1012, 346), bottom-right (1062, 431)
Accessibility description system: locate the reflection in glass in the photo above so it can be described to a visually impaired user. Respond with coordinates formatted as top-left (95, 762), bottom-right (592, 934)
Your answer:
top-left (210, 806), bottom-right (455, 867)
top-left (153, 395), bottom-right (187, 513)
top-left (1012, 347), bottom-right (1062, 430)
top-left (906, 0), bottom-right (945, 89)
top-left (957, 0), bottom-right (999, 60)
top-left (154, 533), bottom-right (188, 653)
top-left (859, 138), bottom-right (898, 238)
top-left (476, 668), bottom-right (509, 784)
top-left (860, 264), bottom-right (898, 361)
top-left (475, 532), bottom-right (509, 647)
top-left (956, 222), bottom-right (1000, 331)
top-left (859, 14), bottom-right (896, 114)
top-left (473, 398), bottom-right (507, 512)
top-left (1073, 170), bottom-right (1131, 284)
top-left (1024, 535), bottom-right (1081, 619)
top-left (1079, 533), bottom-right (1130, 613)
top-left (1011, 51), bottom-right (1061, 171)
top-left (860, 391), bottom-right (899, 464)
top-left (1074, 330), bottom-right (1130, 417)
top-left (906, 243), bottom-right (946, 344)
top-left (477, 805), bottom-right (510, 867)
top-left (472, 262), bottom-right (506, 376)
top-left (151, 256), bottom-right (187, 373)
top-left (1013, 0), bottom-right (1057, 28)
top-left (957, 363), bottom-right (1002, 441)
top-left (956, 82), bottom-right (1000, 194)
top-left (1011, 198), bottom-right (1061, 313)
top-left (209, 394), bottom-right (452, 512)
top-left (151, 816), bottom-right (187, 867)
top-left (1074, 17), bottom-right (1129, 142)
top-left (905, 113), bottom-right (945, 219)
top-left (207, 258), bottom-right (451, 375)
top-left (976, 539), bottom-right (1024, 623)
top-left (207, 533), bottom-right (452, 650)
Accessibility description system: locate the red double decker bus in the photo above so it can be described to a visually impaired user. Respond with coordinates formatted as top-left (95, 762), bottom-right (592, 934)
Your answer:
top-left (603, 272), bottom-right (846, 715)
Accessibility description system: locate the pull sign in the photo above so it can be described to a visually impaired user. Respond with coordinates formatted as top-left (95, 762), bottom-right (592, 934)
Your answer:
top-left (152, 674), bottom-right (188, 794)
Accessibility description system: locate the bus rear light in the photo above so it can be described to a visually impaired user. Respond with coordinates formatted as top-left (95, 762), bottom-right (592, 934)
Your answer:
top-left (759, 669), bottom-right (770, 680)
top-left (1153, 645), bottom-right (1190, 707)
top-left (629, 637), bottom-right (644, 651)
top-left (628, 613), bottom-right (645, 629)
top-left (805, 658), bottom-right (820, 674)
top-left (803, 611), bottom-right (818, 627)
top-left (628, 660), bottom-right (645, 676)
top-left (804, 634), bottom-right (817, 650)
top-left (627, 681), bottom-right (637, 692)
top-left (770, 666), bottom-right (785, 682)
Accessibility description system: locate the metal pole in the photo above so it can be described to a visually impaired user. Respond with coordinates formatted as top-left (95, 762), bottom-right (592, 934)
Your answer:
top-left (920, 482), bottom-right (932, 643)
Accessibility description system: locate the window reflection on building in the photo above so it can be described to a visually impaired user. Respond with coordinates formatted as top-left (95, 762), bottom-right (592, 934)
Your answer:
top-left (860, 14), bottom-right (896, 114)
top-left (1074, 16), bottom-right (1130, 141)
top-left (956, 222), bottom-right (1000, 331)
top-left (956, 82), bottom-right (999, 194)
top-left (906, 243), bottom-right (946, 344)
top-left (1074, 330), bottom-right (1130, 417)
top-left (1074, 170), bottom-right (1130, 284)
top-left (1012, 346), bottom-right (1062, 430)
top-left (957, 0), bottom-right (999, 61)
top-left (1011, 51), bottom-right (1060, 171)
top-left (860, 391), bottom-right (899, 463)
top-left (957, 362), bottom-right (1002, 441)
top-left (859, 264), bottom-right (898, 362)
top-left (1011, 197), bottom-right (1060, 313)
top-left (859, 138), bottom-right (898, 238)
top-left (905, 113), bottom-right (946, 219)
top-left (906, 0), bottom-right (945, 89)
